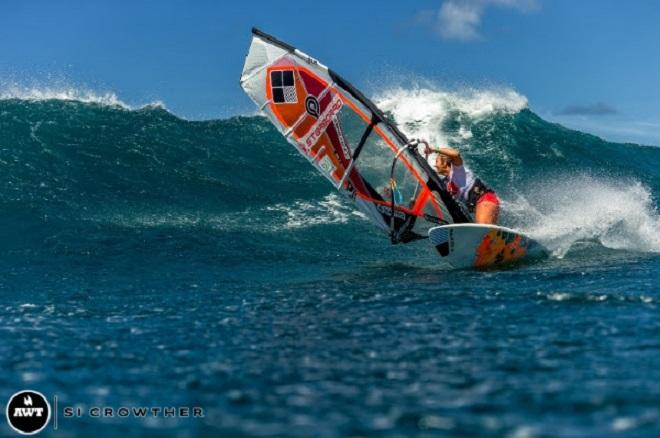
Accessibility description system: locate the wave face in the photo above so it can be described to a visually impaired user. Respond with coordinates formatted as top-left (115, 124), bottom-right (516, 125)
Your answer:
top-left (2, 87), bottom-right (659, 261)
top-left (2, 87), bottom-right (660, 437)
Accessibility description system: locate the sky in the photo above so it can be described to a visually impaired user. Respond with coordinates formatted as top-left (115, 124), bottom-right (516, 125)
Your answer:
top-left (2, 0), bottom-right (660, 145)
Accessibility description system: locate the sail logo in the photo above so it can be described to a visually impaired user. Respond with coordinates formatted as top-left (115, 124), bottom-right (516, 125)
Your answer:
top-left (270, 70), bottom-right (297, 104)
top-left (300, 94), bottom-right (343, 151)
top-left (5, 390), bottom-right (51, 435)
top-left (305, 96), bottom-right (320, 117)
top-left (376, 204), bottom-right (406, 220)
top-left (332, 115), bottom-right (352, 161)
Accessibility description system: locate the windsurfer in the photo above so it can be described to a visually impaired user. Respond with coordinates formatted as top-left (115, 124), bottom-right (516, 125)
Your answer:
top-left (424, 145), bottom-right (499, 225)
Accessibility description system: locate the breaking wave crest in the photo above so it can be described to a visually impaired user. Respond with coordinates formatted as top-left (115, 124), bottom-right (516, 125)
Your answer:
top-left (0, 82), bottom-right (165, 110)
top-left (0, 83), bottom-right (658, 263)
top-left (375, 85), bottom-right (528, 146)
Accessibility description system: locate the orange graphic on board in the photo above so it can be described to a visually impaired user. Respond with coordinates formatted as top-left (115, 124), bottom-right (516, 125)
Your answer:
top-left (474, 229), bottom-right (529, 268)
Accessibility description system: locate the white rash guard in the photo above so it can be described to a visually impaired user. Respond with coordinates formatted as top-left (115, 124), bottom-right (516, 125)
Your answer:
top-left (444, 164), bottom-right (476, 203)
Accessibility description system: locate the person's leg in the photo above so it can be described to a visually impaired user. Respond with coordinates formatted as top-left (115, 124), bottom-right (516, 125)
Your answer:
top-left (475, 200), bottom-right (499, 224)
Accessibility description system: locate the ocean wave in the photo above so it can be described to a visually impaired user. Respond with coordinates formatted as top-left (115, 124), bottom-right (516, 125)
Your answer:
top-left (86, 194), bottom-right (365, 232)
top-left (0, 82), bottom-right (165, 111)
top-left (375, 85), bottom-right (528, 146)
top-left (0, 82), bottom-right (658, 260)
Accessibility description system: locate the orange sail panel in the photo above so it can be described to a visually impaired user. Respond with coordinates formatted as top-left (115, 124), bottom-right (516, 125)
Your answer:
top-left (266, 65), bottom-right (372, 197)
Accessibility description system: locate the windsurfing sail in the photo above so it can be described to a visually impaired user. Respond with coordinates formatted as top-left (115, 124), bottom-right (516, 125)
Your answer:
top-left (240, 28), bottom-right (471, 243)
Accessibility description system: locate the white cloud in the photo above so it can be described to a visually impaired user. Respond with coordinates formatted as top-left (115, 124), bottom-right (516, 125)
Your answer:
top-left (430, 0), bottom-right (539, 41)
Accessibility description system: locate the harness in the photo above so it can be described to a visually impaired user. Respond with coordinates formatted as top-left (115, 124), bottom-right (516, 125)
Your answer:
top-left (465, 178), bottom-right (494, 213)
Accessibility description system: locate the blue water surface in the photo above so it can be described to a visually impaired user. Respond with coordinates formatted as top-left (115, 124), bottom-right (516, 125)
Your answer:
top-left (1, 99), bottom-right (659, 436)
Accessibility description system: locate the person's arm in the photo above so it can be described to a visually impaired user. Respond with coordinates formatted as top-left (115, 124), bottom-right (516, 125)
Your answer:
top-left (424, 145), bottom-right (463, 166)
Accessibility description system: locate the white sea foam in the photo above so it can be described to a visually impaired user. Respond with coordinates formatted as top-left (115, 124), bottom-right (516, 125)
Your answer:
top-left (262, 193), bottom-right (365, 229)
top-left (506, 175), bottom-right (660, 257)
top-left (90, 194), bottom-right (366, 232)
top-left (374, 85), bottom-right (527, 146)
top-left (208, 193), bottom-right (366, 231)
top-left (101, 213), bottom-right (203, 228)
top-left (0, 82), bottom-right (165, 110)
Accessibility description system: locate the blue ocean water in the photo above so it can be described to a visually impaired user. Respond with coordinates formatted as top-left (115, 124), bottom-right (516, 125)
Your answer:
top-left (0, 91), bottom-right (659, 436)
